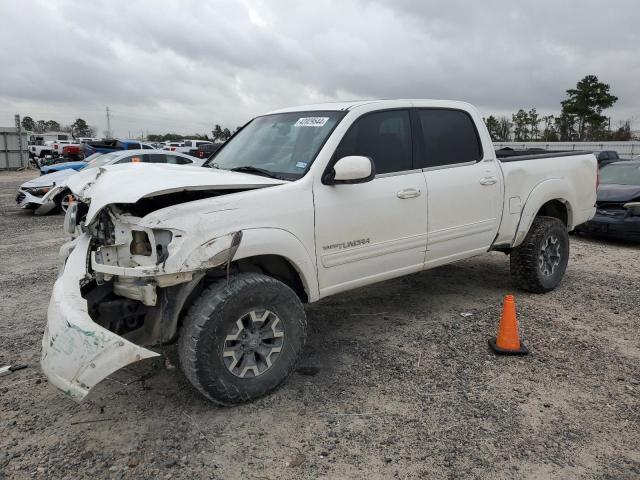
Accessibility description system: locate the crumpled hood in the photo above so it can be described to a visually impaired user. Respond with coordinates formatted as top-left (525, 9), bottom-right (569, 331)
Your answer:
top-left (67, 163), bottom-right (287, 224)
top-left (22, 168), bottom-right (76, 188)
top-left (597, 184), bottom-right (640, 202)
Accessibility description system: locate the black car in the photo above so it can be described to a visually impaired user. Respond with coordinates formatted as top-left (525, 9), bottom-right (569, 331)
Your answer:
top-left (188, 143), bottom-right (222, 160)
top-left (594, 150), bottom-right (621, 168)
top-left (576, 160), bottom-right (640, 241)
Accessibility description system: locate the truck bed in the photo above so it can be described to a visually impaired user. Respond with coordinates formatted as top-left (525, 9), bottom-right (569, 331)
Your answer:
top-left (496, 148), bottom-right (591, 162)
top-left (493, 151), bottom-right (597, 247)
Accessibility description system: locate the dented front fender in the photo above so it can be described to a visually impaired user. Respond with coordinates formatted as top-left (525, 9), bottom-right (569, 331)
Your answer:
top-left (41, 234), bottom-right (159, 400)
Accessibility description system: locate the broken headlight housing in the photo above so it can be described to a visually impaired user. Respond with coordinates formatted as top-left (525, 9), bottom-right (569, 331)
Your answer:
top-left (24, 186), bottom-right (51, 196)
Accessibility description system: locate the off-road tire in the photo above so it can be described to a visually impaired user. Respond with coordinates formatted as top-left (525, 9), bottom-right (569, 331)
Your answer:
top-left (510, 215), bottom-right (569, 293)
top-left (178, 272), bottom-right (307, 405)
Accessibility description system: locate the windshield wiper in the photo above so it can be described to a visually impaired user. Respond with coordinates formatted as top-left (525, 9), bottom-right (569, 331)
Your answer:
top-left (229, 166), bottom-right (283, 179)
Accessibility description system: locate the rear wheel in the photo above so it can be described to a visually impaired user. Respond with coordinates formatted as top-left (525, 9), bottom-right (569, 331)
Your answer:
top-left (510, 216), bottom-right (569, 293)
top-left (178, 272), bottom-right (307, 405)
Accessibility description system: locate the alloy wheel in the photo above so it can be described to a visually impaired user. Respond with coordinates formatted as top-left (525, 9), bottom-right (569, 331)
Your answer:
top-left (222, 309), bottom-right (285, 378)
top-left (538, 234), bottom-right (561, 276)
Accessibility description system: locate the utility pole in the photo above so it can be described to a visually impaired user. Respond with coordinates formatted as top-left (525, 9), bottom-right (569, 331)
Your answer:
top-left (15, 114), bottom-right (26, 168)
top-left (105, 106), bottom-right (112, 138)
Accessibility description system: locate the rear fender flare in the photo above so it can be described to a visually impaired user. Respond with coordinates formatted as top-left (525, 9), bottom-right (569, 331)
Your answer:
top-left (513, 178), bottom-right (575, 247)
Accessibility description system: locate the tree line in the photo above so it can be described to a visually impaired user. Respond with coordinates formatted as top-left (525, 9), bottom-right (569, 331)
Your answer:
top-left (22, 115), bottom-right (240, 144)
top-left (147, 124), bottom-right (240, 143)
top-left (484, 75), bottom-right (632, 142)
top-left (21, 116), bottom-right (97, 138)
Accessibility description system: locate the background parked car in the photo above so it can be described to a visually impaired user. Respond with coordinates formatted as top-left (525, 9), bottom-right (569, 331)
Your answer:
top-left (594, 150), bottom-right (622, 168)
top-left (39, 152), bottom-right (104, 175)
top-left (28, 132), bottom-right (71, 158)
top-left (165, 139), bottom-right (212, 153)
top-left (17, 150), bottom-right (204, 215)
top-left (40, 160), bottom-right (87, 175)
top-left (50, 140), bottom-right (76, 157)
top-left (82, 139), bottom-right (154, 157)
top-left (188, 142), bottom-right (222, 159)
top-left (575, 160), bottom-right (640, 241)
top-left (163, 141), bottom-right (185, 151)
top-left (61, 144), bottom-right (83, 161)
top-left (29, 140), bottom-right (57, 159)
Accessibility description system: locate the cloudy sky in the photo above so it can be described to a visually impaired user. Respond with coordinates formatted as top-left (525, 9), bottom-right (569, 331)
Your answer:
top-left (0, 0), bottom-right (638, 136)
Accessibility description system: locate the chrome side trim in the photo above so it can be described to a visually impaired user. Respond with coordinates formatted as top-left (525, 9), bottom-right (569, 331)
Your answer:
top-left (422, 161), bottom-right (477, 172)
top-left (375, 169), bottom-right (423, 179)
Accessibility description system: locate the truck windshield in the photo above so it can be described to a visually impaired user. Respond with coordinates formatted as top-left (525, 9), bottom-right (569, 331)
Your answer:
top-left (205, 111), bottom-right (344, 180)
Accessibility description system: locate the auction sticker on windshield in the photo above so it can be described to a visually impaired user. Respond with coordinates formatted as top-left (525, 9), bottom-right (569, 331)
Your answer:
top-left (294, 117), bottom-right (329, 127)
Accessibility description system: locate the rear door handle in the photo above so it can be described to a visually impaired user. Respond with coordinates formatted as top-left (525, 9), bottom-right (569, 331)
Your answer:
top-left (397, 188), bottom-right (421, 199)
top-left (479, 177), bottom-right (497, 186)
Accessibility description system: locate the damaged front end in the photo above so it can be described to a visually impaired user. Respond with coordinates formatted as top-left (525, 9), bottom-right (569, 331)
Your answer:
top-left (41, 163), bottom-right (282, 400)
top-left (41, 234), bottom-right (160, 399)
top-left (43, 201), bottom-right (243, 400)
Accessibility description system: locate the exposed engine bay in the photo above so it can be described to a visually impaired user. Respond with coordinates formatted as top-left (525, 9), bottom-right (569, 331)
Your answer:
top-left (70, 196), bottom-right (244, 346)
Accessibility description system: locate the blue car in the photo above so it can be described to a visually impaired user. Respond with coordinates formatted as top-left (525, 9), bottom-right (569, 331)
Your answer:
top-left (40, 160), bottom-right (88, 175)
top-left (82, 139), bottom-right (153, 157)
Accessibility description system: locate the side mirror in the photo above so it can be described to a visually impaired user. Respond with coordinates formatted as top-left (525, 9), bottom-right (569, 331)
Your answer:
top-left (324, 156), bottom-right (375, 185)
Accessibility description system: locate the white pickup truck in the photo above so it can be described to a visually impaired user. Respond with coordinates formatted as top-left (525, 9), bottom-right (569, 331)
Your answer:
top-left (42, 100), bottom-right (597, 404)
top-left (29, 140), bottom-right (77, 159)
top-left (28, 132), bottom-right (72, 158)
top-left (28, 140), bottom-right (58, 159)
top-left (163, 139), bottom-right (213, 153)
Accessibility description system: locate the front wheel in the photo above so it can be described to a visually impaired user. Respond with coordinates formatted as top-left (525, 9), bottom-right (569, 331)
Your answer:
top-left (55, 190), bottom-right (76, 213)
top-left (178, 273), bottom-right (307, 405)
top-left (510, 216), bottom-right (569, 293)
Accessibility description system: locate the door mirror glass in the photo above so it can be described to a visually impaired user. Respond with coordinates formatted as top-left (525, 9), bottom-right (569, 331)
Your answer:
top-left (328, 155), bottom-right (375, 184)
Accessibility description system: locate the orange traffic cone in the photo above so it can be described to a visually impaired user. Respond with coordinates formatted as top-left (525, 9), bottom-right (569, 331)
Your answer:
top-left (489, 295), bottom-right (528, 355)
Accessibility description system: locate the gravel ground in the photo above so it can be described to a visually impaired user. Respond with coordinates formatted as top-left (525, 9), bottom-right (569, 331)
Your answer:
top-left (1, 169), bottom-right (638, 480)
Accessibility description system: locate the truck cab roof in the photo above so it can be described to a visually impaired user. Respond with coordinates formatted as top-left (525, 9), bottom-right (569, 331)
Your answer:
top-left (266, 99), bottom-right (475, 115)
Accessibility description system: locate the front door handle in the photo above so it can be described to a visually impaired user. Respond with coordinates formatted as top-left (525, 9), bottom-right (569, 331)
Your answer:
top-left (479, 177), bottom-right (497, 186)
top-left (397, 188), bottom-right (421, 199)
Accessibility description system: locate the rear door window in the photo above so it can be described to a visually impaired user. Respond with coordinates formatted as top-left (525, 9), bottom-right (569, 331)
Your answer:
top-left (114, 154), bottom-right (141, 164)
top-left (416, 109), bottom-right (483, 168)
top-left (142, 153), bottom-right (167, 163)
top-left (166, 154), bottom-right (193, 164)
top-left (334, 110), bottom-right (412, 174)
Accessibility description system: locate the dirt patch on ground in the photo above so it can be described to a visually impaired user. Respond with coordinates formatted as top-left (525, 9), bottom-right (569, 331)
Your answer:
top-left (1, 169), bottom-right (638, 479)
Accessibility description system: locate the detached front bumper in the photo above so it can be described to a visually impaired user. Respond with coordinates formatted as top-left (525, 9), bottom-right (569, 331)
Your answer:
top-left (41, 234), bottom-right (159, 400)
